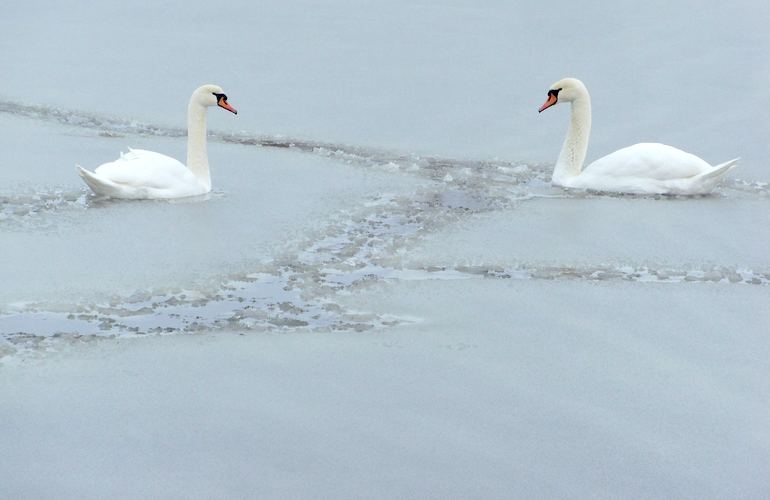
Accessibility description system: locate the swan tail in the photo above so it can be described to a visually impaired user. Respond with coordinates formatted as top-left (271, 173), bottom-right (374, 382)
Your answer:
top-left (680, 158), bottom-right (739, 194)
top-left (77, 165), bottom-right (121, 197)
top-left (698, 158), bottom-right (739, 181)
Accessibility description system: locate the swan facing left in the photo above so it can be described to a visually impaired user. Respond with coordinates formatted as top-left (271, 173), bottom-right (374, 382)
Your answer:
top-left (77, 84), bottom-right (237, 199)
top-left (538, 77), bottom-right (738, 195)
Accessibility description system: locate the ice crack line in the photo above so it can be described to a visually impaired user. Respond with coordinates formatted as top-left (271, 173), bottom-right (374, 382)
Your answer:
top-left (0, 189), bottom-right (89, 228)
top-left (394, 264), bottom-right (770, 286)
top-left (2, 181), bottom-right (768, 361)
top-left (0, 188), bottom-right (502, 358)
top-left (3, 98), bottom-right (767, 199)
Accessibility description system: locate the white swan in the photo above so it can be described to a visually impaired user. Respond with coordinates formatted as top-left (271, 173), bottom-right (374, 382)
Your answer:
top-left (77, 84), bottom-right (237, 199)
top-left (538, 77), bottom-right (738, 195)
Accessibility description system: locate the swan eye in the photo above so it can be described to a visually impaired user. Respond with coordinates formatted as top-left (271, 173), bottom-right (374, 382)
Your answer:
top-left (212, 92), bottom-right (227, 102)
top-left (548, 88), bottom-right (562, 98)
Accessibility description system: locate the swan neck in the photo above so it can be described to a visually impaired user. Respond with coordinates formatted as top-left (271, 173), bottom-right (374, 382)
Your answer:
top-left (554, 93), bottom-right (591, 183)
top-left (186, 100), bottom-right (211, 190)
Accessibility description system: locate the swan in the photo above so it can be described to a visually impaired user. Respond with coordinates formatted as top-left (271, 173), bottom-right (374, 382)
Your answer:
top-left (538, 77), bottom-right (738, 195)
top-left (77, 84), bottom-right (237, 199)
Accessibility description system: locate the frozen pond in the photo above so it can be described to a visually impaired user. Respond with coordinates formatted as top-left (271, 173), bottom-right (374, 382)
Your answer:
top-left (1, 1), bottom-right (769, 499)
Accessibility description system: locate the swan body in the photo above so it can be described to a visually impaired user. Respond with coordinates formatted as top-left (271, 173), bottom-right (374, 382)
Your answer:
top-left (77, 84), bottom-right (237, 199)
top-left (538, 78), bottom-right (738, 195)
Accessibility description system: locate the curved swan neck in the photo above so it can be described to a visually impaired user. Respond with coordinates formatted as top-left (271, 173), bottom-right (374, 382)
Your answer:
top-left (553, 91), bottom-right (591, 184)
top-left (186, 99), bottom-right (211, 190)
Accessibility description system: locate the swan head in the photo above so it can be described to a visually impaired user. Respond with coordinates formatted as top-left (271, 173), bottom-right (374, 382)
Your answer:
top-left (192, 84), bottom-right (238, 114)
top-left (538, 77), bottom-right (587, 113)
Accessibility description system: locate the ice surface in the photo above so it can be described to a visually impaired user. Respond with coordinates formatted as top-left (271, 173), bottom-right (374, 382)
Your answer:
top-left (401, 196), bottom-right (770, 270)
top-left (2, 1), bottom-right (769, 498)
top-left (1, 279), bottom-right (769, 500)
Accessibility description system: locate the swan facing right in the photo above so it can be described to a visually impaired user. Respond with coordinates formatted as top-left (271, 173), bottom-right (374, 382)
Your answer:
top-left (538, 77), bottom-right (738, 195)
top-left (77, 84), bottom-right (237, 199)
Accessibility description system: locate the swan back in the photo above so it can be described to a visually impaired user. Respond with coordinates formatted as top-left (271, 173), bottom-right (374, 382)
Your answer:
top-left (585, 143), bottom-right (712, 180)
top-left (94, 149), bottom-right (196, 189)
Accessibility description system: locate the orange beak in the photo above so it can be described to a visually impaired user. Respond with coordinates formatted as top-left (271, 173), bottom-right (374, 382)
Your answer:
top-left (538, 94), bottom-right (558, 113)
top-left (218, 99), bottom-right (238, 114)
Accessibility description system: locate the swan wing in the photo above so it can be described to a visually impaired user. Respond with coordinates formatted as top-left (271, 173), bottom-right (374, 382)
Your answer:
top-left (584, 143), bottom-right (712, 180)
top-left (93, 149), bottom-right (198, 190)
